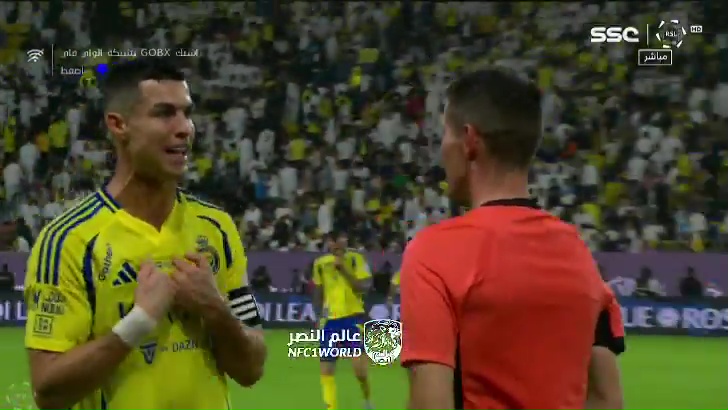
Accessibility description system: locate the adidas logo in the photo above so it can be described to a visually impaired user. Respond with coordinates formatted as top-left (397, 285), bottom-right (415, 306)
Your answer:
top-left (139, 342), bottom-right (157, 364)
top-left (112, 262), bottom-right (138, 287)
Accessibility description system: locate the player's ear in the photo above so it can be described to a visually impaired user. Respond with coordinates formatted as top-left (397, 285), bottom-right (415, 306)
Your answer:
top-left (462, 123), bottom-right (479, 162)
top-left (105, 112), bottom-right (128, 143)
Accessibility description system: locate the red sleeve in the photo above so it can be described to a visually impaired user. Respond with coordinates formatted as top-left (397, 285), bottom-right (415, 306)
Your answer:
top-left (399, 232), bottom-right (457, 368)
top-left (594, 287), bottom-right (626, 355)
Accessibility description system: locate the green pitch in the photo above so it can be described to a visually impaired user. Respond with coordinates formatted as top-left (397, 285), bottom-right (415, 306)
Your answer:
top-left (1, 329), bottom-right (725, 409)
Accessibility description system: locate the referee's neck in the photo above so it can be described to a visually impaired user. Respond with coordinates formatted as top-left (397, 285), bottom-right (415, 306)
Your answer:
top-left (469, 170), bottom-right (530, 209)
top-left (106, 174), bottom-right (178, 229)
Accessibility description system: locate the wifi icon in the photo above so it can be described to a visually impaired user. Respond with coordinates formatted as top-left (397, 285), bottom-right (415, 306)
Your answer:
top-left (26, 49), bottom-right (44, 63)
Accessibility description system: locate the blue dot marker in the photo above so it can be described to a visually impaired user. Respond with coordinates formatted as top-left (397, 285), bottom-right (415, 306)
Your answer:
top-left (96, 63), bottom-right (109, 76)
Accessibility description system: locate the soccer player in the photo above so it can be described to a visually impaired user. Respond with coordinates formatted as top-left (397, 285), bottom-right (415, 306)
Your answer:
top-left (23, 58), bottom-right (267, 409)
top-left (399, 69), bottom-right (625, 409)
top-left (312, 232), bottom-right (373, 409)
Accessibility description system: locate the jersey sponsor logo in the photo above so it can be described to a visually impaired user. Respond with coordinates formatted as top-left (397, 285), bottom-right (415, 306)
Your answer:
top-left (196, 235), bottom-right (220, 274)
top-left (112, 262), bottom-right (138, 287)
top-left (99, 243), bottom-right (113, 282)
top-left (31, 289), bottom-right (66, 315)
top-left (363, 319), bottom-right (402, 366)
top-left (140, 342), bottom-right (157, 364)
top-left (139, 338), bottom-right (201, 364)
top-left (32, 314), bottom-right (54, 336)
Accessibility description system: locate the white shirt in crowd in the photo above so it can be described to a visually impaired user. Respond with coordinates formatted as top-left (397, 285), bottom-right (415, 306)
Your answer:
top-left (20, 202), bottom-right (40, 232)
top-left (626, 156), bottom-right (648, 181)
top-left (336, 137), bottom-right (355, 161)
top-left (332, 167), bottom-right (349, 192)
top-left (3, 162), bottom-right (22, 199)
top-left (42, 201), bottom-right (64, 220)
top-left (256, 130), bottom-right (275, 163)
top-left (642, 224), bottom-right (665, 244)
top-left (581, 163), bottom-right (599, 187)
top-left (18, 142), bottom-right (38, 180)
top-left (403, 197), bottom-right (420, 222)
top-left (243, 206), bottom-right (262, 226)
top-left (351, 187), bottom-right (366, 213)
top-left (16, 236), bottom-right (30, 252)
top-left (689, 212), bottom-right (707, 233)
top-left (51, 170), bottom-right (72, 194)
top-left (224, 106), bottom-right (247, 139)
top-left (317, 203), bottom-right (332, 234)
top-left (237, 137), bottom-right (254, 177)
top-left (279, 165), bottom-right (298, 200)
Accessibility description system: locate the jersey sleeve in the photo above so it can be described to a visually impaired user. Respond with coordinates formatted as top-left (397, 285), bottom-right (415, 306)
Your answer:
top-left (312, 259), bottom-right (323, 286)
top-left (350, 253), bottom-right (371, 280)
top-left (594, 287), bottom-right (626, 355)
top-left (24, 231), bottom-right (92, 352)
top-left (399, 233), bottom-right (457, 369)
top-left (218, 213), bottom-right (261, 327)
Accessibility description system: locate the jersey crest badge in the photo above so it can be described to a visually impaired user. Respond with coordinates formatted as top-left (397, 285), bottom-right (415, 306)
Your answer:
top-left (363, 319), bottom-right (402, 366)
top-left (140, 342), bottom-right (157, 364)
top-left (196, 235), bottom-right (220, 274)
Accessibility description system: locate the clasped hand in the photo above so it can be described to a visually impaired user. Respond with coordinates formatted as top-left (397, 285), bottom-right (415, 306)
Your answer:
top-left (134, 253), bottom-right (223, 322)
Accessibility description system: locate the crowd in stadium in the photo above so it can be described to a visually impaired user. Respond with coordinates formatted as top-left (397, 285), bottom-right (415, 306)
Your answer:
top-left (0, 1), bottom-right (727, 254)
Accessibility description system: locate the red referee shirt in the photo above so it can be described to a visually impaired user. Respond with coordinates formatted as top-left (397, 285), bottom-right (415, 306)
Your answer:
top-left (400, 198), bottom-right (625, 409)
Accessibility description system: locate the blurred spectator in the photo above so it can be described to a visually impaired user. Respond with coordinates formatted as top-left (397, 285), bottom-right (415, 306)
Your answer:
top-left (634, 267), bottom-right (666, 297)
top-left (679, 266), bottom-right (704, 298)
top-left (0, 263), bottom-right (14, 291)
top-left (250, 265), bottom-right (272, 293)
top-left (290, 268), bottom-right (309, 295)
top-left (372, 261), bottom-right (394, 296)
top-left (0, 1), bottom-right (725, 253)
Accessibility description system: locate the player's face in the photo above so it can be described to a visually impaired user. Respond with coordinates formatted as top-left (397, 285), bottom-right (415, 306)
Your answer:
top-left (327, 236), bottom-right (347, 254)
top-left (441, 111), bottom-right (471, 204)
top-left (117, 80), bottom-right (194, 180)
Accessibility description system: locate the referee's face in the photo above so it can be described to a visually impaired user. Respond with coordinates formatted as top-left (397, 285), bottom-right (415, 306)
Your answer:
top-left (126, 79), bottom-right (194, 180)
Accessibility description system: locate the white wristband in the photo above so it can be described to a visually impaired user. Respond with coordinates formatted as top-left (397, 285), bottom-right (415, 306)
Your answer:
top-left (112, 306), bottom-right (157, 347)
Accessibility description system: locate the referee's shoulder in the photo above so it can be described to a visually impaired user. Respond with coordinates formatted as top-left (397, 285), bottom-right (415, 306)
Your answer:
top-left (406, 216), bottom-right (471, 255)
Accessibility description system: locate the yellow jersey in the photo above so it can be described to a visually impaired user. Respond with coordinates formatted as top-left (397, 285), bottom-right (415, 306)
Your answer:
top-left (24, 188), bottom-right (250, 409)
top-left (391, 271), bottom-right (400, 286)
top-left (312, 252), bottom-right (371, 319)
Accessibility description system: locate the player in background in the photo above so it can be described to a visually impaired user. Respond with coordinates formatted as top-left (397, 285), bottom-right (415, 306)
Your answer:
top-left (399, 69), bottom-right (625, 409)
top-left (312, 232), bottom-right (373, 409)
top-left (23, 58), bottom-right (266, 409)
top-left (386, 270), bottom-right (400, 312)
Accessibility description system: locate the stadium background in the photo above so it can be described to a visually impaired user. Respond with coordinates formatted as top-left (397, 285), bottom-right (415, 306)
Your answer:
top-left (0, 1), bottom-right (726, 409)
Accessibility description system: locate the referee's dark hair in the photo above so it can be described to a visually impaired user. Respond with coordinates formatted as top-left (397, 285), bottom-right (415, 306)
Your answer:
top-left (101, 57), bottom-right (186, 113)
top-left (445, 68), bottom-right (542, 170)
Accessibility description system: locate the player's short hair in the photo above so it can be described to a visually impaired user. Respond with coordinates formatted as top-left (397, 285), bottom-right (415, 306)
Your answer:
top-left (445, 68), bottom-right (542, 169)
top-left (102, 57), bottom-right (186, 113)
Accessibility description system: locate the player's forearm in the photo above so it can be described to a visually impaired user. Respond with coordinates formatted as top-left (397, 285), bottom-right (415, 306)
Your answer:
top-left (206, 303), bottom-right (267, 387)
top-left (30, 333), bottom-right (131, 409)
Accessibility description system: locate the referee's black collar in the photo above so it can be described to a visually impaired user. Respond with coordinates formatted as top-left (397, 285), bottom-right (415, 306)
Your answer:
top-left (479, 197), bottom-right (541, 209)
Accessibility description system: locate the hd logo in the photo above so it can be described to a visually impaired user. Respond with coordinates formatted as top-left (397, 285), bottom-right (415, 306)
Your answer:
top-left (112, 262), bottom-right (138, 287)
